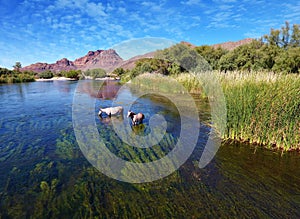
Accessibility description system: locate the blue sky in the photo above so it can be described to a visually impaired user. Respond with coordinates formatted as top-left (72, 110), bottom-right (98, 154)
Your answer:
top-left (0, 0), bottom-right (299, 69)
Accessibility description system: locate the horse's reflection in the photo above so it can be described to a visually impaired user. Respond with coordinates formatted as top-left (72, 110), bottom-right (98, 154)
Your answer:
top-left (98, 114), bottom-right (124, 125)
top-left (131, 124), bottom-right (146, 135)
top-left (98, 114), bottom-right (146, 136)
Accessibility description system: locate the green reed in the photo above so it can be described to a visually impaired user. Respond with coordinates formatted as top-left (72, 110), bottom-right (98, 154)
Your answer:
top-left (186, 71), bottom-right (300, 151)
top-left (130, 72), bottom-right (300, 151)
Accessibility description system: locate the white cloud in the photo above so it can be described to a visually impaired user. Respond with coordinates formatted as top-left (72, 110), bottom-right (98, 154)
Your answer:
top-left (55, 0), bottom-right (72, 8)
top-left (221, 0), bottom-right (236, 2)
top-left (244, 31), bottom-right (262, 39)
top-left (213, 0), bottom-right (236, 3)
top-left (282, 2), bottom-right (300, 22)
top-left (86, 2), bottom-right (107, 17)
top-left (118, 7), bottom-right (127, 15)
top-left (218, 4), bottom-right (234, 10)
top-left (4, 0), bottom-right (298, 69)
top-left (55, 0), bottom-right (107, 17)
top-left (180, 0), bottom-right (204, 6)
top-left (112, 37), bottom-right (175, 60)
top-left (140, 1), bottom-right (166, 11)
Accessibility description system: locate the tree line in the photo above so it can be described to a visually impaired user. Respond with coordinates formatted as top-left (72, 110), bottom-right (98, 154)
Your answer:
top-left (114, 21), bottom-right (300, 80)
top-left (0, 67), bottom-right (82, 83)
top-left (0, 67), bottom-right (35, 83)
top-left (0, 65), bottom-right (109, 83)
top-left (196, 21), bottom-right (300, 73)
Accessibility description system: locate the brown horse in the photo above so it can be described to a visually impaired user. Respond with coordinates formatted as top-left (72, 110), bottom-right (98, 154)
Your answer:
top-left (127, 110), bottom-right (145, 126)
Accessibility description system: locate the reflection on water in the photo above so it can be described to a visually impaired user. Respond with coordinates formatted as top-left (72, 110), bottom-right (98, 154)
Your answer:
top-left (98, 114), bottom-right (124, 125)
top-left (0, 81), bottom-right (299, 218)
top-left (77, 80), bottom-right (121, 99)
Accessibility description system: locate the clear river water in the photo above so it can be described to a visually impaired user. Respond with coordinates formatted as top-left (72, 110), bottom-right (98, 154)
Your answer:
top-left (0, 80), bottom-right (299, 218)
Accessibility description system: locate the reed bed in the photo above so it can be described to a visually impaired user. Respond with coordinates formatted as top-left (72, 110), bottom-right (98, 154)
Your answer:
top-left (183, 71), bottom-right (300, 151)
top-left (218, 71), bottom-right (300, 151)
top-left (130, 72), bottom-right (300, 151)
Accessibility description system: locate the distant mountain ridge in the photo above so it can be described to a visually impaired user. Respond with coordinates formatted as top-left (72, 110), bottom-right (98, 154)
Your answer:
top-left (21, 49), bottom-right (123, 73)
top-left (21, 38), bottom-right (253, 73)
top-left (212, 38), bottom-right (253, 51)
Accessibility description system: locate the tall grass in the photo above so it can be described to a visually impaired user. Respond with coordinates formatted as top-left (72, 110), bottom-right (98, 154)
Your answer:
top-left (219, 71), bottom-right (300, 151)
top-left (129, 72), bottom-right (300, 151)
top-left (190, 71), bottom-right (299, 151)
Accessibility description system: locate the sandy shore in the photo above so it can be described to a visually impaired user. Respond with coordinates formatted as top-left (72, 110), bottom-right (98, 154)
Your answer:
top-left (95, 76), bottom-right (120, 80)
top-left (35, 76), bottom-right (120, 81)
top-left (35, 77), bottom-right (77, 81)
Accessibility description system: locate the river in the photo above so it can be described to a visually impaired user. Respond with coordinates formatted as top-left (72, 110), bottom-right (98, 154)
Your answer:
top-left (0, 80), bottom-right (299, 218)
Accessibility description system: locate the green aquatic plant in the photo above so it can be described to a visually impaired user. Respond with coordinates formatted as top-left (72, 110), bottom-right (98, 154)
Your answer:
top-left (1, 79), bottom-right (299, 218)
top-left (129, 71), bottom-right (300, 151)
top-left (220, 71), bottom-right (300, 151)
top-left (175, 71), bottom-right (300, 151)
top-left (55, 129), bottom-right (80, 160)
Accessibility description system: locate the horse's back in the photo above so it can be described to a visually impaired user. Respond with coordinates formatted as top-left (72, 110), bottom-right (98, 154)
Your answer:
top-left (113, 106), bottom-right (123, 113)
top-left (100, 106), bottom-right (123, 116)
top-left (137, 113), bottom-right (144, 120)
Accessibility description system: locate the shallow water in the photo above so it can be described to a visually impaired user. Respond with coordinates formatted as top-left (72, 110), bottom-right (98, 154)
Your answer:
top-left (0, 81), bottom-right (299, 218)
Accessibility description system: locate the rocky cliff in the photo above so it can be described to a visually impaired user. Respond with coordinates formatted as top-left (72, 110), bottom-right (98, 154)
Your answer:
top-left (212, 38), bottom-right (253, 51)
top-left (21, 49), bottom-right (123, 73)
top-left (21, 58), bottom-right (76, 73)
top-left (79, 49), bottom-right (123, 72)
top-left (21, 38), bottom-right (253, 73)
top-left (73, 50), bottom-right (104, 69)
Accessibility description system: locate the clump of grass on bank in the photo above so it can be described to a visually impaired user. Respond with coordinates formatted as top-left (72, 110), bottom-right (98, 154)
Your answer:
top-left (180, 71), bottom-right (300, 151)
top-left (219, 71), bottom-right (300, 151)
top-left (129, 73), bottom-right (184, 93)
top-left (128, 71), bottom-right (300, 151)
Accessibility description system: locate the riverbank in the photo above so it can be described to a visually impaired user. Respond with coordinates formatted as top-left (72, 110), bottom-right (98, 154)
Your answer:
top-left (219, 72), bottom-right (299, 152)
top-left (0, 70), bottom-right (35, 83)
top-left (35, 77), bottom-right (77, 81)
top-left (82, 75), bottom-right (120, 80)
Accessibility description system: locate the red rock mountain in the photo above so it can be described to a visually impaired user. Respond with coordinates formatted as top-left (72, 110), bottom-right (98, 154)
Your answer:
top-left (21, 58), bottom-right (77, 73)
top-left (74, 49), bottom-right (123, 71)
top-left (21, 38), bottom-right (253, 73)
top-left (212, 38), bottom-right (253, 51)
top-left (115, 51), bottom-right (156, 70)
top-left (21, 49), bottom-right (123, 73)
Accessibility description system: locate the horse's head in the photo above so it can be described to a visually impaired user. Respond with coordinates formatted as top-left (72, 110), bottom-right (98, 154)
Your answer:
top-left (127, 110), bottom-right (134, 118)
top-left (98, 108), bottom-right (103, 116)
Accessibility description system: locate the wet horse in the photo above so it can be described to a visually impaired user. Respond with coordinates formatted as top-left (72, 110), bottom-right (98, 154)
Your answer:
top-left (127, 110), bottom-right (145, 126)
top-left (98, 106), bottom-right (123, 117)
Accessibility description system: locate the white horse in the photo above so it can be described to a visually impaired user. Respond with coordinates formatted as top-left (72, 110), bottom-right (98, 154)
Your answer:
top-left (127, 110), bottom-right (145, 125)
top-left (98, 106), bottom-right (123, 117)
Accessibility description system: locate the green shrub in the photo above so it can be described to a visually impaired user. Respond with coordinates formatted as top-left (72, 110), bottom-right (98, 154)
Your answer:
top-left (84, 68), bottom-right (106, 79)
top-left (112, 68), bottom-right (126, 76)
top-left (63, 70), bottom-right (81, 79)
top-left (39, 70), bottom-right (54, 79)
top-left (0, 68), bottom-right (35, 83)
